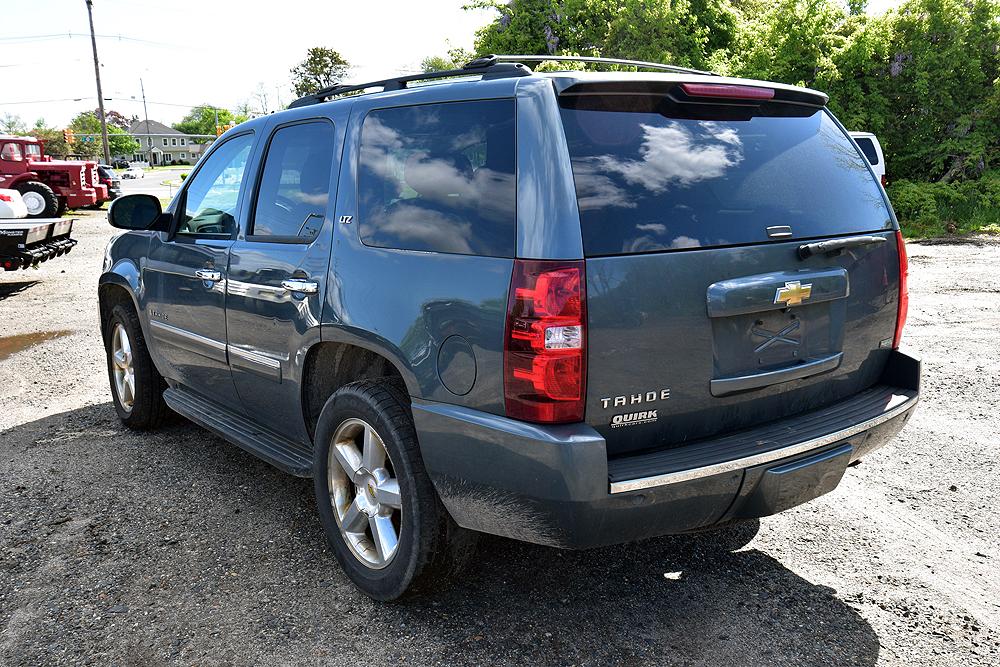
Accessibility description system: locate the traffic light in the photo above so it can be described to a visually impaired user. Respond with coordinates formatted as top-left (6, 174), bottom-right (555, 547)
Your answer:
top-left (63, 129), bottom-right (75, 144)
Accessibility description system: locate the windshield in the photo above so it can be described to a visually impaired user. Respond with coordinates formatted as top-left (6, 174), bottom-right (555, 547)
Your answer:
top-left (559, 95), bottom-right (892, 256)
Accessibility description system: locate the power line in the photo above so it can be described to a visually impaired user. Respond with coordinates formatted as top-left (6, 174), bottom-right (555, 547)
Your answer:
top-left (0, 32), bottom-right (177, 47)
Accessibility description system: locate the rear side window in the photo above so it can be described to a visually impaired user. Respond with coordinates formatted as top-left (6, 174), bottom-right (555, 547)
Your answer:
top-left (358, 99), bottom-right (516, 257)
top-left (854, 137), bottom-right (879, 165)
top-left (251, 120), bottom-right (336, 240)
top-left (559, 95), bottom-right (892, 256)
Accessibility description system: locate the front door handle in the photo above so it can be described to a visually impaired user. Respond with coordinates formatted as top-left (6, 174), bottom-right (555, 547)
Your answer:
top-left (195, 269), bottom-right (223, 283)
top-left (281, 278), bottom-right (319, 295)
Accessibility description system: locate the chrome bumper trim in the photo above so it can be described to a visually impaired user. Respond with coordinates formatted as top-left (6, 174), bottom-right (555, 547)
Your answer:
top-left (609, 393), bottom-right (918, 494)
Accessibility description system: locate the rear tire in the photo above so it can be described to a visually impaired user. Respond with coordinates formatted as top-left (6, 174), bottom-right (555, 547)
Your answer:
top-left (104, 303), bottom-right (169, 429)
top-left (313, 379), bottom-right (475, 600)
top-left (16, 181), bottom-right (59, 218)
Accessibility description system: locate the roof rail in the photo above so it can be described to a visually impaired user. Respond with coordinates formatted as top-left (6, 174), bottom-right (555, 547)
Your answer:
top-left (475, 54), bottom-right (718, 77)
top-left (287, 61), bottom-right (533, 109)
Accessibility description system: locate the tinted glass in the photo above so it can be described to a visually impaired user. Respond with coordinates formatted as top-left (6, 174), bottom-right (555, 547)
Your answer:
top-left (358, 100), bottom-right (516, 257)
top-left (559, 96), bottom-right (892, 256)
top-left (251, 121), bottom-right (336, 239)
top-left (854, 137), bottom-right (879, 165)
top-left (179, 133), bottom-right (254, 236)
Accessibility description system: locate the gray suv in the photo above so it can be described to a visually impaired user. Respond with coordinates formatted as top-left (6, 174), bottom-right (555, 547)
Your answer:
top-left (99, 55), bottom-right (919, 600)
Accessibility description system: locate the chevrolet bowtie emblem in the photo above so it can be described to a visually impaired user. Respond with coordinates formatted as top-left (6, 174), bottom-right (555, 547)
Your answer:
top-left (774, 280), bottom-right (813, 307)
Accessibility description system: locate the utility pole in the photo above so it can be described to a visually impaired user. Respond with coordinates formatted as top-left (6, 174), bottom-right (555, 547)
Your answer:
top-left (140, 78), bottom-right (152, 165)
top-left (85, 0), bottom-right (111, 164)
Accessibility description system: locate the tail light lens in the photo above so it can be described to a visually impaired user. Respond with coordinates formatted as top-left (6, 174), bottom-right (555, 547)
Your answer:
top-left (504, 259), bottom-right (587, 423)
top-left (893, 230), bottom-right (908, 348)
top-left (0, 193), bottom-right (11, 202)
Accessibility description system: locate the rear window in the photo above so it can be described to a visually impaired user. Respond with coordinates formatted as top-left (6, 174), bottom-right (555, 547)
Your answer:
top-left (358, 99), bottom-right (516, 257)
top-left (559, 95), bottom-right (892, 256)
top-left (854, 137), bottom-right (880, 165)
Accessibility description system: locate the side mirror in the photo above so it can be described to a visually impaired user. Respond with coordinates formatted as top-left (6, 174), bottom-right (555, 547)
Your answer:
top-left (108, 194), bottom-right (166, 230)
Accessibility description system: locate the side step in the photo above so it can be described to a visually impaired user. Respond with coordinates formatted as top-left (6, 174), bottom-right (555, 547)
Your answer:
top-left (163, 387), bottom-right (313, 477)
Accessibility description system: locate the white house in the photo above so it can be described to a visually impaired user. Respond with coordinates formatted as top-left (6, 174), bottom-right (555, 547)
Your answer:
top-left (126, 119), bottom-right (210, 166)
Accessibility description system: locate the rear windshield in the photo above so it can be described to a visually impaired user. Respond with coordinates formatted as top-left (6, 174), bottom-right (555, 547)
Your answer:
top-left (559, 95), bottom-right (891, 256)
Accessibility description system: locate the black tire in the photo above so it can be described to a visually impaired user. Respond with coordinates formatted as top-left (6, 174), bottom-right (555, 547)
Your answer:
top-left (16, 181), bottom-right (59, 218)
top-left (313, 379), bottom-right (475, 600)
top-left (104, 302), bottom-right (169, 429)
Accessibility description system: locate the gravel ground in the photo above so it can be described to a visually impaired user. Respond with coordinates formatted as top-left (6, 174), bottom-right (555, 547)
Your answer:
top-left (1, 212), bottom-right (997, 666)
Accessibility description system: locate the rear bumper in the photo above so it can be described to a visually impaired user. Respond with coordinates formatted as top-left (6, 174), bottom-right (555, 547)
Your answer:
top-left (415, 350), bottom-right (920, 549)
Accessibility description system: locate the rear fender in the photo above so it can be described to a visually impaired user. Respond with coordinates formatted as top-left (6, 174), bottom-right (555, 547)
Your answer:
top-left (318, 324), bottom-right (420, 398)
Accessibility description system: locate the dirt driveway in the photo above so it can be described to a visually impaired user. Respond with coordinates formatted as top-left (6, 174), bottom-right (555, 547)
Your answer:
top-left (1, 211), bottom-right (997, 666)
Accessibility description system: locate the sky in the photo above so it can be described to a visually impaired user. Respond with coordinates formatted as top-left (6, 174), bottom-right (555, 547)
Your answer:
top-left (1, 0), bottom-right (905, 130)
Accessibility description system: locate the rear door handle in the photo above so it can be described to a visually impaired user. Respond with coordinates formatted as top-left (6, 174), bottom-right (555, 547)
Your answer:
top-left (281, 279), bottom-right (319, 295)
top-left (195, 269), bottom-right (223, 283)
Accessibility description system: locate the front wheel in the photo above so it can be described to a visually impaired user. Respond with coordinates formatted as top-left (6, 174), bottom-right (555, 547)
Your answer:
top-left (104, 303), bottom-right (169, 429)
top-left (16, 181), bottom-right (59, 218)
top-left (313, 380), bottom-right (475, 600)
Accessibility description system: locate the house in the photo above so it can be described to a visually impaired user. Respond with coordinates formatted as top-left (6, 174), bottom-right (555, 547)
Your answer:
top-left (125, 119), bottom-right (210, 166)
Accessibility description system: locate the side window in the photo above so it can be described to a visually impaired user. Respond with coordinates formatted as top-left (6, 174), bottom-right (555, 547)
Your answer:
top-left (855, 137), bottom-right (879, 165)
top-left (1, 143), bottom-right (23, 161)
top-left (177, 133), bottom-right (254, 236)
top-left (358, 99), bottom-right (516, 257)
top-left (250, 121), bottom-right (336, 239)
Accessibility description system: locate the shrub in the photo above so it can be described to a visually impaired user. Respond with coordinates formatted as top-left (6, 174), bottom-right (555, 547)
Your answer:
top-left (888, 172), bottom-right (1000, 237)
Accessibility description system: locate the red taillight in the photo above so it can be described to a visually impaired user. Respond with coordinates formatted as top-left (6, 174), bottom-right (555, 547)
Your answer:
top-left (0, 193), bottom-right (11, 202)
top-left (893, 230), bottom-right (908, 348)
top-left (504, 259), bottom-right (587, 423)
top-left (680, 83), bottom-right (775, 100)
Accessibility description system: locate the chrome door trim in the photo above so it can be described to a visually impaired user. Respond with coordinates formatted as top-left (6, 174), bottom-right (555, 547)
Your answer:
top-left (228, 345), bottom-right (283, 383)
top-left (609, 392), bottom-right (918, 494)
top-left (148, 319), bottom-right (227, 364)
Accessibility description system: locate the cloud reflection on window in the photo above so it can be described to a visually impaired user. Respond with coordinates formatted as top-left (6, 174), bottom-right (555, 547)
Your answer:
top-left (358, 101), bottom-right (517, 256)
top-left (573, 121), bottom-right (744, 212)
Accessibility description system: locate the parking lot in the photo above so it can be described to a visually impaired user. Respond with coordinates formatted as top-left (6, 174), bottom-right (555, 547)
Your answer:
top-left (0, 211), bottom-right (997, 666)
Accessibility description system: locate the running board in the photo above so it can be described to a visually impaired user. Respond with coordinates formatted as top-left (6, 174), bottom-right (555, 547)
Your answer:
top-left (163, 387), bottom-right (313, 477)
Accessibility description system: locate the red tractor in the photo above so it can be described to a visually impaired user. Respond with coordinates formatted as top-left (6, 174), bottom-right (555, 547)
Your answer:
top-left (0, 135), bottom-right (109, 218)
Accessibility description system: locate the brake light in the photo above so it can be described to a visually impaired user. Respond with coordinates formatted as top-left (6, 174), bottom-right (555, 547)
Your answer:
top-left (0, 193), bottom-right (11, 202)
top-left (893, 230), bottom-right (908, 348)
top-left (680, 83), bottom-right (775, 100)
top-left (504, 259), bottom-right (587, 423)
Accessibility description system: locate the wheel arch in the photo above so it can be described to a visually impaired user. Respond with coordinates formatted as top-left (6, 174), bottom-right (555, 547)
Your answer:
top-left (98, 269), bottom-right (141, 339)
top-left (300, 339), bottom-right (411, 440)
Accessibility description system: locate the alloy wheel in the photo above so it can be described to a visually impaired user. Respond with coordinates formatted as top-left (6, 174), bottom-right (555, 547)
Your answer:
top-left (327, 418), bottom-right (402, 569)
top-left (110, 323), bottom-right (135, 411)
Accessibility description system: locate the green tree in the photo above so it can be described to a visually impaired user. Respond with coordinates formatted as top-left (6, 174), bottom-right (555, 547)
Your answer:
top-left (469, 0), bottom-right (740, 71)
top-left (173, 105), bottom-right (249, 143)
top-left (420, 46), bottom-right (476, 72)
top-left (290, 47), bottom-right (350, 97)
top-left (29, 119), bottom-right (69, 158)
top-left (1, 112), bottom-right (27, 135)
top-left (68, 111), bottom-right (140, 159)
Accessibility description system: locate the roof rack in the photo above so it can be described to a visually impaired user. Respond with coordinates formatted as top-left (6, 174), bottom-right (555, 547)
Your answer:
top-left (473, 54), bottom-right (718, 77)
top-left (287, 61), bottom-right (532, 109)
top-left (287, 53), bottom-right (717, 109)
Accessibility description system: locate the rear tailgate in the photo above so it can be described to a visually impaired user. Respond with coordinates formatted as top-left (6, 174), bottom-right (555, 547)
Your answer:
top-left (557, 82), bottom-right (901, 457)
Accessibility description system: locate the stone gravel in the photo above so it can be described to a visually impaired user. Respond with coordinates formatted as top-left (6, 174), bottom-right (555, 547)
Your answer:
top-left (1, 212), bottom-right (997, 666)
